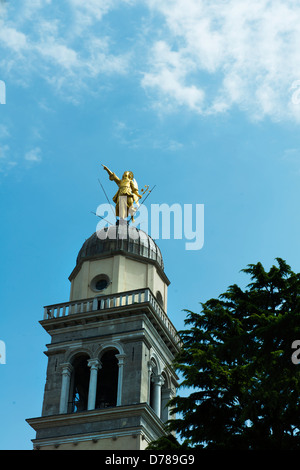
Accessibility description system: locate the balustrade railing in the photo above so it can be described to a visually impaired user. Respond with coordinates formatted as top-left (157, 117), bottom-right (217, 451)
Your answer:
top-left (43, 288), bottom-right (177, 339)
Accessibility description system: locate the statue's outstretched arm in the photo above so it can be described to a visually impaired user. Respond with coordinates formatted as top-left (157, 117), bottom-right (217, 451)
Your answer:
top-left (101, 164), bottom-right (120, 183)
top-left (102, 164), bottom-right (113, 176)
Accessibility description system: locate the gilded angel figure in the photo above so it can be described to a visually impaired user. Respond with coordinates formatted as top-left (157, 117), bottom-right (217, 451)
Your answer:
top-left (102, 164), bottom-right (142, 222)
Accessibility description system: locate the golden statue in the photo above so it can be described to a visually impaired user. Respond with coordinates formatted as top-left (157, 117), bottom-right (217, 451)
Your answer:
top-left (102, 164), bottom-right (142, 222)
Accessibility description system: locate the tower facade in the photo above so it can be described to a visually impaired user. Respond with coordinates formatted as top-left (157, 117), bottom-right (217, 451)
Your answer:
top-left (27, 224), bottom-right (180, 450)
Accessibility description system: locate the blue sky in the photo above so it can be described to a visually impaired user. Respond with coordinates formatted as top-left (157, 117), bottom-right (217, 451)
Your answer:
top-left (1, 0), bottom-right (300, 449)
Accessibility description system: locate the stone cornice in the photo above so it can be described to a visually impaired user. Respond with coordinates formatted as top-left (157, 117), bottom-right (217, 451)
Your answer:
top-left (26, 403), bottom-right (165, 436)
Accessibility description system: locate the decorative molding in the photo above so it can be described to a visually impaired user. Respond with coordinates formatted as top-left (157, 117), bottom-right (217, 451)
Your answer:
top-left (27, 403), bottom-right (166, 448)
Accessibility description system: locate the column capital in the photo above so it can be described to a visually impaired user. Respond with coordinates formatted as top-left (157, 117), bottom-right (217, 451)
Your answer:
top-left (59, 362), bottom-right (73, 376)
top-left (162, 386), bottom-right (174, 395)
top-left (152, 374), bottom-right (165, 387)
top-left (116, 353), bottom-right (126, 366)
top-left (87, 358), bottom-right (101, 370)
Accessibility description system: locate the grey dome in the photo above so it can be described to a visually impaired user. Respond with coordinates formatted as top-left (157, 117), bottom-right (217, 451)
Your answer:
top-left (77, 224), bottom-right (164, 270)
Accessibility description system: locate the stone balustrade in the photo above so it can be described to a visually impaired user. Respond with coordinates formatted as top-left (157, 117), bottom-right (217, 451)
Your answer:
top-left (43, 288), bottom-right (178, 339)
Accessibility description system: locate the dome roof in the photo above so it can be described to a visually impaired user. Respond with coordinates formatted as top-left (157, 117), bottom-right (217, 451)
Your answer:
top-left (76, 224), bottom-right (164, 270)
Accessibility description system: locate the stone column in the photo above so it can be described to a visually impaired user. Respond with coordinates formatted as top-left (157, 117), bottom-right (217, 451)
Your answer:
top-left (87, 359), bottom-right (101, 411)
top-left (59, 363), bottom-right (73, 414)
top-left (147, 361), bottom-right (153, 404)
top-left (116, 354), bottom-right (126, 406)
top-left (152, 375), bottom-right (164, 418)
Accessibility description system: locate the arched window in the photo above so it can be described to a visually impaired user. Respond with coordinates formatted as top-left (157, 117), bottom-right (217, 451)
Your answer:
top-left (149, 359), bottom-right (170, 420)
top-left (69, 354), bottom-right (90, 413)
top-left (96, 349), bottom-right (119, 409)
top-left (161, 372), bottom-right (170, 423)
top-left (156, 291), bottom-right (164, 308)
top-left (149, 376), bottom-right (155, 410)
top-left (149, 359), bottom-right (158, 411)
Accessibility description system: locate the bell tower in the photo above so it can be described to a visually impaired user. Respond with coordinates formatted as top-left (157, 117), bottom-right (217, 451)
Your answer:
top-left (27, 222), bottom-right (180, 450)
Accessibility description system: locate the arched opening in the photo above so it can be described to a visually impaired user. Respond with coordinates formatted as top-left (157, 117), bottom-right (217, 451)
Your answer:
top-left (149, 358), bottom-right (159, 413)
top-left (96, 349), bottom-right (118, 409)
top-left (69, 354), bottom-right (90, 413)
top-left (149, 377), bottom-right (155, 410)
top-left (161, 372), bottom-right (170, 423)
top-left (156, 291), bottom-right (164, 308)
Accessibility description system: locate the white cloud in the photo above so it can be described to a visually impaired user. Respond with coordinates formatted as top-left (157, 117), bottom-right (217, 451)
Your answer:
top-left (112, 119), bottom-right (183, 151)
top-left (0, 143), bottom-right (9, 159)
top-left (0, 124), bottom-right (15, 175)
top-left (142, 41), bottom-right (204, 112)
top-left (24, 147), bottom-right (42, 162)
top-left (84, 37), bottom-right (129, 76)
top-left (0, 125), bottom-right (10, 139)
top-left (142, 0), bottom-right (300, 121)
top-left (0, 124), bottom-right (43, 176)
top-left (0, 0), bottom-right (129, 99)
top-left (0, 22), bottom-right (28, 52)
top-left (1, 0), bottom-right (300, 121)
top-left (68, 0), bottom-right (116, 24)
top-left (35, 40), bottom-right (78, 69)
top-left (0, 143), bottom-right (17, 175)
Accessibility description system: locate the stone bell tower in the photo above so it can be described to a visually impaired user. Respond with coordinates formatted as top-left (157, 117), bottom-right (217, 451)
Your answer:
top-left (27, 222), bottom-right (180, 450)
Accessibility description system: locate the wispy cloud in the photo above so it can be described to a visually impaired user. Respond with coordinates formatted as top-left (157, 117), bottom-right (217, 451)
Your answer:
top-left (0, 122), bottom-right (44, 176)
top-left (0, 123), bottom-right (16, 175)
top-left (142, 0), bottom-right (300, 121)
top-left (142, 40), bottom-right (205, 113)
top-left (24, 147), bottom-right (42, 163)
top-left (0, 24), bottom-right (27, 51)
top-left (0, 143), bottom-right (10, 160)
top-left (1, 0), bottom-right (300, 122)
top-left (112, 119), bottom-right (183, 151)
top-left (0, 143), bottom-right (17, 175)
top-left (0, 124), bottom-right (10, 139)
top-left (0, 0), bottom-right (129, 99)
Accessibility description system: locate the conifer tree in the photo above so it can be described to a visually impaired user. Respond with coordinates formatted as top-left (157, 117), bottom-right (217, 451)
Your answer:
top-left (166, 258), bottom-right (300, 449)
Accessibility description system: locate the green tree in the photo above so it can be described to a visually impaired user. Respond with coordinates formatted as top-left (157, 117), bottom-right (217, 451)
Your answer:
top-left (165, 259), bottom-right (300, 449)
top-left (146, 434), bottom-right (188, 450)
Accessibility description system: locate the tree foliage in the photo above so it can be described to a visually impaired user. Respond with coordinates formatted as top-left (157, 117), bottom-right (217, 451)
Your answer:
top-left (146, 434), bottom-right (188, 450)
top-left (165, 259), bottom-right (300, 449)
